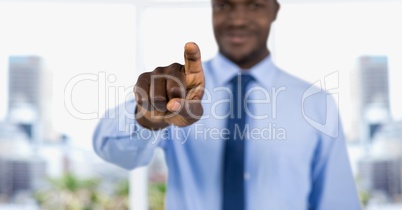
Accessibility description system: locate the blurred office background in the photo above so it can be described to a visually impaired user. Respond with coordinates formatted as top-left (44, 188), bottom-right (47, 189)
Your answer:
top-left (0, 0), bottom-right (401, 209)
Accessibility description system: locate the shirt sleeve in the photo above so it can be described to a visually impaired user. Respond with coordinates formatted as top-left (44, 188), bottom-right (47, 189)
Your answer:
top-left (308, 94), bottom-right (362, 210)
top-left (93, 99), bottom-right (168, 170)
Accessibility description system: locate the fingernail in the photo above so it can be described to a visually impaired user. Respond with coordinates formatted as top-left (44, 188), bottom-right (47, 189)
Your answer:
top-left (170, 101), bottom-right (181, 112)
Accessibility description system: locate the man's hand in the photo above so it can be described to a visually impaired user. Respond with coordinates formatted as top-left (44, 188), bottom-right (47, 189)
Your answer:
top-left (133, 42), bottom-right (205, 130)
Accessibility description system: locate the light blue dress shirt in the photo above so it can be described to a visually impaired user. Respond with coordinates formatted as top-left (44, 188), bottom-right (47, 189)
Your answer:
top-left (93, 54), bottom-right (361, 210)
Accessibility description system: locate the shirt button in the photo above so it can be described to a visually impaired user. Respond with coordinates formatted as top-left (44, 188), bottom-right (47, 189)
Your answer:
top-left (244, 172), bottom-right (250, 180)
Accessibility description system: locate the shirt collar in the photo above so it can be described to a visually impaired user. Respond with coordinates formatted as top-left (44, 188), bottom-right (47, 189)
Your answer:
top-left (210, 52), bottom-right (279, 88)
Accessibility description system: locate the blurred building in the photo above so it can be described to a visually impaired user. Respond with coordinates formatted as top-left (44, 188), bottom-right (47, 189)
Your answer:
top-left (358, 56), bottom-right (390, 110)
top-left (7, 56), bottom-right (54, 142)
top-left (349, 56), bottom-right (390, 142)
top-left (371, 121), bottom-right (402, 158)
top-left (358, 158), bottom-right (402, 201)
top-left (0, 122), bottom-right (32, 158)
top-left (0, 122), bottom-right (46, 201)
top-left (358, 121), bottom-right (402, 202)
top-left (0, 157), bottom-right (46, 200)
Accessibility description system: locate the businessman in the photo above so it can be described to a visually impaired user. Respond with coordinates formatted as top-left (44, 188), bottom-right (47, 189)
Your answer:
top-left (93, 0), bottom-right (361, 209)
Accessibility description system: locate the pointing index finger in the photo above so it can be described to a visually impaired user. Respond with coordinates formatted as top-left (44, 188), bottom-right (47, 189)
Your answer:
top-left (184, 42), bottom-right (203, 75)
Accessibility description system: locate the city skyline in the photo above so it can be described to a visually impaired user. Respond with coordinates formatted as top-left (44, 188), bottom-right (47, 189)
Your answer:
top-left (7, 56), bottom-right (55, 142)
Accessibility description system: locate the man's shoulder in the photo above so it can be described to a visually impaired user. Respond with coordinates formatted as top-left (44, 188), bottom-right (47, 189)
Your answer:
top-left (274, 68), bottom-right (334, 106)
top-left (275, 68), bottom-right (313, 90)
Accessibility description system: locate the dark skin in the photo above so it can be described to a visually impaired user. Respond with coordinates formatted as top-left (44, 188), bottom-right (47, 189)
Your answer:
top-left (134, 0), bottom-right (280, 129)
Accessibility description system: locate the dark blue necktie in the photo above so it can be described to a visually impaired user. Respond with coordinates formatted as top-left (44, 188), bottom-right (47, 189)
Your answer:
top-left (222, 74), bottom-right (254, 210)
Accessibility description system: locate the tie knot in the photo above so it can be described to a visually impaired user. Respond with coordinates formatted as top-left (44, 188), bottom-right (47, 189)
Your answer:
top-left (231, 74), bottom-right (254, 89)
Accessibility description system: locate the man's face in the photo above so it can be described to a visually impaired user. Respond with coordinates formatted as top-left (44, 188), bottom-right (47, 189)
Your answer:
top-left (212, 0), bottom-right (279, 69)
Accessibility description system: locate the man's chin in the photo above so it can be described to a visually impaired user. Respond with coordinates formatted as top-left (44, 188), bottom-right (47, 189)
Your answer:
top-left (222, 52), bottom-right (250, 65)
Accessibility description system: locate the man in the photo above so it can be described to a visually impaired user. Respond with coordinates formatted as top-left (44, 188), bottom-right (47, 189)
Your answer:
top-left (93, 0), bottom-right (361, 209)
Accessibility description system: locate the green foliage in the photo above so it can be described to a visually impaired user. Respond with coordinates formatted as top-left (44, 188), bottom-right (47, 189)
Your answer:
top-left (48, 173), bottom-right (99, 192)
top-left (35, 173), bottom-right (167, 210)
top-left (34, 173), bottom-right (128, 210)
top-left (355, 176), bottom-right (371, 207)
top-left (115, 179), bottom-right (129, 197)
top-left (358, 190), bottom-right (371, 207)
top-left (148, 183), bottom-right (166, 210)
